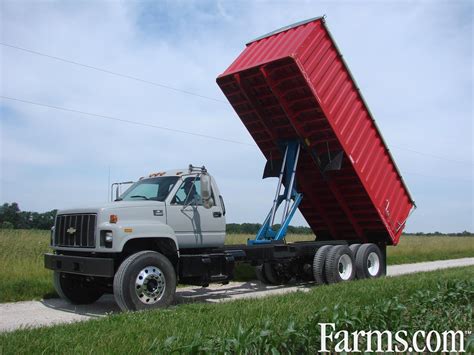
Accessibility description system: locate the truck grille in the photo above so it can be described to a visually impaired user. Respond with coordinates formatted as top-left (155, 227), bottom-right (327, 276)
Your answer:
top-left (54, 214), bottom-right (97, 248)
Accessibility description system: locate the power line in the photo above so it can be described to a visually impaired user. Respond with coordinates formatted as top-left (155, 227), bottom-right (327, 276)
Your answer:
top-left (0, 95), bottom-right (254, 147)
top-left (0, 42), bottom-right (227, 104)
top-left (391, 146), bottom-right (473, 165)
top-left (2, 42), bottom-right (472, 166)
top-left (404, 170), bottom-right (473, 182)
top-left (2, 95), bottom-right (471, 182)
top-left (3, 94), bottom-right (473, 167)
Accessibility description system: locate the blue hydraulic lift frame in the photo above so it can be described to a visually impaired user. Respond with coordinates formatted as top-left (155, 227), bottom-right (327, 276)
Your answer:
top-left (248, 140), bottom-right (303, 245)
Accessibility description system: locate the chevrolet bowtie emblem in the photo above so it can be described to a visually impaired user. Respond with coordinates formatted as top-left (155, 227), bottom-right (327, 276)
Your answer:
top-left (66, 227), bottom-right (76, 235)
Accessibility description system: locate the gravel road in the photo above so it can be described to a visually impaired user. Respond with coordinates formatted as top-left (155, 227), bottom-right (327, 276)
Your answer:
top-left (1, 257), bottom-right (473, 333)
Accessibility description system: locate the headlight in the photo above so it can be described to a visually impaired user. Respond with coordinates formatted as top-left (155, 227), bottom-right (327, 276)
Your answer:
top-left (100, 230), bottom-right (113, 248)
top-left (105, 231), bottom-right (113, 243)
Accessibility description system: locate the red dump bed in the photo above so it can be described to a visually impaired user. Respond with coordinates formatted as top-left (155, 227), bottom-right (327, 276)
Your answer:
top-left (217, 17), bottom-right (415, 245)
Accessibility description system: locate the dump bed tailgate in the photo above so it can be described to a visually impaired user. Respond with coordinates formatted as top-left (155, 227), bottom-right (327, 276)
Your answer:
top-left (217, 17), bottom-right (415, 245)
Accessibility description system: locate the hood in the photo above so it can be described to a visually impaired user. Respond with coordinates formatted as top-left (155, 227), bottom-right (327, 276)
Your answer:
top-left (57, 200), bottom-right (166, 215)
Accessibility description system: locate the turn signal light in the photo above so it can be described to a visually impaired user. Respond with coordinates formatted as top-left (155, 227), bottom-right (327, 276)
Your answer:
top-left (109, 214), bottom-right (118, 224)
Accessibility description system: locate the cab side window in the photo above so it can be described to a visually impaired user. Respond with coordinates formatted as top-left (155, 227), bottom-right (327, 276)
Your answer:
top-left (172, 178), bottom-right (203, 205)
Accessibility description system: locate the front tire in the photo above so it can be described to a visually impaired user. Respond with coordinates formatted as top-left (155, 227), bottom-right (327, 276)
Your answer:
top-left (113, 251), bottom-right (176, 311)
top-left (53, 272), bottom-right (103, 304)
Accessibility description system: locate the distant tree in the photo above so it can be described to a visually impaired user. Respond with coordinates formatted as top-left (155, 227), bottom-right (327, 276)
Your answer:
top-left (226, 223), bottom-right (262, 234)
top-left (0, 202), bottom-right (57, 230)
top-left (0, 201), bottom-right (472, 235)
top-left (226, 223), bottom-right (313, 234)
top-left (0, 203), bottom-right (20, 228)
top-left (0, 221), bottom-right (14, 229)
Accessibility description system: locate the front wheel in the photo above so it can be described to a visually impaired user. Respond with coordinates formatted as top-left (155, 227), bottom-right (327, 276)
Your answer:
top-left (113, 251), bottom-right (176, 311)
top-left (53, 272), bottom-right (103, 304)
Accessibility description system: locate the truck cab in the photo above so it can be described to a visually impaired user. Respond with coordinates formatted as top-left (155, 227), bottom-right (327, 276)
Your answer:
top-left (114, 168), bottom-right (226, 250)
top-left (50, 166), bottom-right (226, 255)
top-left (46, 166), bottom-right (232, 310)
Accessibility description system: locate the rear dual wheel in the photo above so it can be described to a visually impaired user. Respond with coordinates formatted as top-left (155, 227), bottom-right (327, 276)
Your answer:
top-left (349, 243), bottom-right (362, 257)
top-left (313, 245), bottom-right (356, 284)
top-left (324, 245), bottom-right (356, 283)
top-left (256, 243), bottom-right (384, 286)
top-left (255, 263), bottom-right (291, 285)
top-left (313, 245), bottom-right (356, 285)
top-left (355, 243), bottom-right (384, 279)
top-left (255, 264), bottom-right (269, 284)
top-left (312, 243), bottom-right (384, 285)
top-left (312, 245), bottom-right (332, 285)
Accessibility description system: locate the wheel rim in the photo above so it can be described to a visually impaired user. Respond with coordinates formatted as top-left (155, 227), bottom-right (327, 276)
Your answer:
top-left (337, 254), bottom-right (353, 280)
top-left (366, 252), bottom-right (380, 276)
top-left (135, 266), bottom-right (166, 304)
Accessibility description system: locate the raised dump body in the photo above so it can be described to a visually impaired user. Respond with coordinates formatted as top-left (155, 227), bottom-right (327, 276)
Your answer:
top-left (217, 17), bottom-right (415, 245)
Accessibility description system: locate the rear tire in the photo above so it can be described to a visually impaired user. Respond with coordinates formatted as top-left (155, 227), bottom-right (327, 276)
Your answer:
top-left (324, 245), bottom-right (356, 284)
top-left (263, 263), bottom-right (291, 285)
top-left (355, 244), bottom-right (384, 279)
top-left (53, 272), bottom-right (103, 304)
top-left (349, 244), bottom-right (362, 258)
top-left (312, 245), bottom-right (332, 285)
top-left (113, 251), bottom-right (176, 311)
top-left (255, 264), bottom-right (269, 284)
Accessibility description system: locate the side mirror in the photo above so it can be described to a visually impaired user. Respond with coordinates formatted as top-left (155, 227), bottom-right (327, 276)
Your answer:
top-left (115, 184), bottom-right (120, 201)
top-left (200, 173), bottom-right (213, 209)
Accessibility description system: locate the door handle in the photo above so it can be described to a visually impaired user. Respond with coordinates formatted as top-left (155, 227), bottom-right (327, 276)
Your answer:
top-left (213, 212), bottom-right (222, 218)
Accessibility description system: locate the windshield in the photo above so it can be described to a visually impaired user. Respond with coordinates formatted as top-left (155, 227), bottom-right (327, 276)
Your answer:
top-left (119, 176), bottom-right (179, 201)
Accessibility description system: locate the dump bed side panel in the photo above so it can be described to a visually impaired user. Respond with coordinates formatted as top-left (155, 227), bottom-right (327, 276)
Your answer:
top-left (217, 18), bottom-right (414, 245)
top-left (296, 20), bottom-right (414, 244)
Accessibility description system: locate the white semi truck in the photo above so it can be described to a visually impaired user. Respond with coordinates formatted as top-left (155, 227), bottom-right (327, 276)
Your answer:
top-left (44, 17), bottom-right (415, 311)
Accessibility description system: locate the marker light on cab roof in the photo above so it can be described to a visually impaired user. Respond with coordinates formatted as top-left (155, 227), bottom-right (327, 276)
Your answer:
top-left (148, 172), bottom-right (166, 178)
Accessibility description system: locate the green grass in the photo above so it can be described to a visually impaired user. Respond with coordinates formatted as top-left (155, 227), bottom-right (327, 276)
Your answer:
top-left (0, 266), bottom-right (472, 354)
top-left (0, 229), bottom-right (473, 302)
top-left (387, 236), bottom-right (474, 265)
top-left (0, 230), bottom-right (56, 302)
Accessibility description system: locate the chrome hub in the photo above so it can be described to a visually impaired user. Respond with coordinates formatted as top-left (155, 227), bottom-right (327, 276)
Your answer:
top-left (135, 266), bottom-right (166, 304)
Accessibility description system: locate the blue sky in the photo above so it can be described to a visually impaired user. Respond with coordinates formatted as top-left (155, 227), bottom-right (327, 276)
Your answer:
top-left (0, 0), bottom-right (472, 232)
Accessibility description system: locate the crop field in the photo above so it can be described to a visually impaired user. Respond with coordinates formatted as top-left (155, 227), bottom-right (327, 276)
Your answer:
top-left (0, 266), bottom-right (472, 353)
top-left (0, 229), bottom-right (473, 302)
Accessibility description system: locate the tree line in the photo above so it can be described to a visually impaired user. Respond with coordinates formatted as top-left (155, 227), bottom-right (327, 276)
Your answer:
top-left (226, 223), bottom-right (313, 234)
top-left (0, 203), bottom-right (314, 233)
top-left (0, 202), bottom-right (472, 236)
top-left (0, 203), bottom-right (57, 230)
